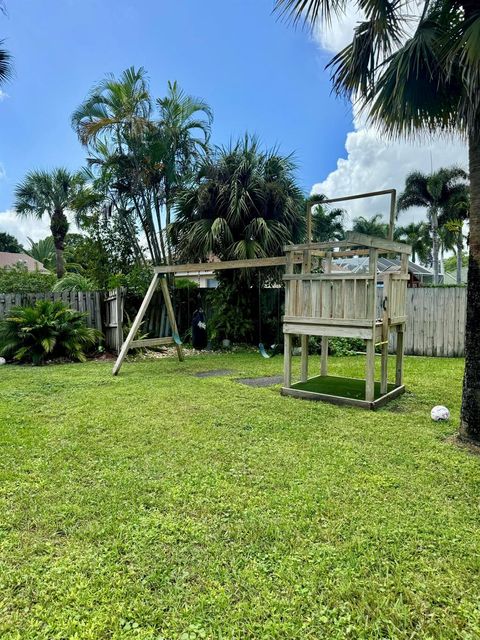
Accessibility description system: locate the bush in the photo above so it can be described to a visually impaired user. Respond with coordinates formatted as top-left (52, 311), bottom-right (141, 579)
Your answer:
top-left (308, 336), bottom-right (365, 357)
top-left (53, 273), bottom-right (98, 292)
top-left (0, 300), bottom-right (102, 365)
top-left (0, 265), bottom-right (56, 293)
top-left (328, 337), bottom-right (365, 356)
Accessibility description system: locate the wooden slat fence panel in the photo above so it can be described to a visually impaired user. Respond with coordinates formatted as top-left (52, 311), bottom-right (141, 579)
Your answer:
top-left (379, 287), bottom-right (466, 357)
top-left (0, 291), bottom-right (103, 331)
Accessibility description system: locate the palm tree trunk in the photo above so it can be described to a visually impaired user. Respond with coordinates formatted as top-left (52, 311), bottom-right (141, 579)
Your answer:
top-left (431, 208), bottom-right (439, 285)
top-left (460, 129), bottom-right (480, 441)
top-left (50, 208), bottom-right (68, 279)
top-left (456, 232), bottom-right (463, 285)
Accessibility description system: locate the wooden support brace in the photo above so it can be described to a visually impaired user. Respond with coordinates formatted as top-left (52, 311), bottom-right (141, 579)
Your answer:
top-left (112, 273), bottom-right (159, 375)
top-left (284, 333), bottom-right (292, 388)
top-left (365, 339), bottom-right (375, 402)
top-left (301, 335), bottom-right (309, 382)
top-left (159, 277), bottom-right (184, 362)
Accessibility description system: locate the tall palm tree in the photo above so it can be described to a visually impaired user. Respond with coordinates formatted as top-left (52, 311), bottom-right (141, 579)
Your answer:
top-left (398, 168), bottom-right (468, 284)
top-left (71, 66), bottom-right (152, 148)
top-left (274, 0), bottom-right (480, 440)
top-left (72, 69), bottom-right (212, 265)
top-left (394, 222), bottom-right (431, 265)
top-left (14, 169), bottom-right (87, 278)
top-left (308, 195), bottom-right (345, 241)
top-left (172, 135), bottom-right (304, 263)
top-left (439, 189), bottom-right (470, 284)
top-left (157, 81), bottom-right (213, 248)
top-left (352, 214), bottom-right (388, 238)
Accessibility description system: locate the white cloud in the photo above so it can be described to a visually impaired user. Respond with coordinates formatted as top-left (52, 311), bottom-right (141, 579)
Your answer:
top-left (311, 4), bottom-right (468, 228)
top-left (0, 89), bottom-right (9, 102)
top-left (0, 210), bottom-right (51, 246)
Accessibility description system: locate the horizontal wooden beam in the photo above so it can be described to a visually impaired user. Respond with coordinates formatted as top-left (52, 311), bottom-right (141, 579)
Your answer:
top-left (154, 255), bottom-right (303, 274)
top-left (345, 232), bottom-right (411, 255)
top-left (283, 316), bottom-right (378, 327)
top-left (319, 189), bottom-right (396, 206)
top-left (283, 273), bottom-right (374, 281)
top-left (284, 241), bottom-right (352, 252)
top-left (130, 337), bottom-right (173, 348)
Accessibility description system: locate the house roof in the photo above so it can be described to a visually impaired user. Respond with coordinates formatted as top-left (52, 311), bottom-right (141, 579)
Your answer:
top-left (332, 255), bottom-right (433, 276)
top-left (0, 252), bottom-right (49, 272)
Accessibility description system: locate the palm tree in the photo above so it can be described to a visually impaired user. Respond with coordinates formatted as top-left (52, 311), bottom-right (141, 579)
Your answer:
top-left (172, 135), bottom-right (304, 263)
top-left (157, 80), bottom-right (213, 257)
top-left (439, 190), bottom-right (470, 284)
top-left (14, 169), bottom-right (87, 278)
top-left (0, 39), bottom-right (11, 86)
top-left (73, 69), bottom-right (212, 265)
top-left (398, 169), bottom-right (468, 284)
top-left (308, 195), bottom-right (345, 241)
top-left (394, 222), bottom-right (431, 265)
top-left (274, 0), bottom-right (480, 439)
top-left (0, 4), bottom-right (12, 86)
top-left (352, 214), bottom-right (388, 238)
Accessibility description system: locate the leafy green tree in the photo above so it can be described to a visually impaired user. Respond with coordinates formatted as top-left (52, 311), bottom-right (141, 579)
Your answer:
top-left (0, 232), bottom-right (23, 253)
top-left (14, 169), bottom-right (88, 278)
top-left (394, 222), bottom-right (431, 265)
top-left (275, 0), bottom-right (480, 440)
top-left (352, 214), bottom-right (388, 238)
top-left (398, 169), bottom-right (468, 284)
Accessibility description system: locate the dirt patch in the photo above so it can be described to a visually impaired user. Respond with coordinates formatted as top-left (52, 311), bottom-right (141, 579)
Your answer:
top-left (195, 369), bottom-right (235, 378)
top-left (445, 433), bottom-right (480, 457)
top-left (236, 375), bottom-right (284, 387)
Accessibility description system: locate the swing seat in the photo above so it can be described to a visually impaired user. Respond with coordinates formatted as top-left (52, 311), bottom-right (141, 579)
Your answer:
top-left (172, 331), bottom-right (183, 346)
top-left (259, 343), bottom-right (281, 359)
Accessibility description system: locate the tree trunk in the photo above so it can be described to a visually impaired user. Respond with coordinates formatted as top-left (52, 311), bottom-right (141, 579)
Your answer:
top-left (460, 129), bottom-right (480, 441)
top-left (50, 208), bottom-right (68, 279)
top-left (431, 208), bottom-right (439, 285)
top-left (457, 232), bottom-right (463, 285)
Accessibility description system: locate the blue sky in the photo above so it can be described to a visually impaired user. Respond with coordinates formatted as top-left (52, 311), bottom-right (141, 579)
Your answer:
top-left (0, 0), bottom-right (353, 219)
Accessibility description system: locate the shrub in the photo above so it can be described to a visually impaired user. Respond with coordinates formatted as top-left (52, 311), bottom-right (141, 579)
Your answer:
top-left (0, 265), bottom-right (56, 293)
top-left (0, 300), bottom-right (102, 364)
top-left (328, 337), bottom-right (365, 356)
top-left (53, 273), bottom-right (97, 292)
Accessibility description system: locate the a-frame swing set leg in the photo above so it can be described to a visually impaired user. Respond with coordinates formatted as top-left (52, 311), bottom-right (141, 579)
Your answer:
top-left (112, 274), bottom-right (184, 376)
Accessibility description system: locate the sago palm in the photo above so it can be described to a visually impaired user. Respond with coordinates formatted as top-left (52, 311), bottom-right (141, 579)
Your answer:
top-left (14, 169), bottom-right (87, 278)
top-left (275, 0), bottom-right (480, 441)
top-left (398, 168), bottom-right (468, 284)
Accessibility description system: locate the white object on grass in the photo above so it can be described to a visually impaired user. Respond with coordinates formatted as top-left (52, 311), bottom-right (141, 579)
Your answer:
top-left (431, 405), bottom-right (450, 421)
top-left (0, 357), bottom-right (6, 365)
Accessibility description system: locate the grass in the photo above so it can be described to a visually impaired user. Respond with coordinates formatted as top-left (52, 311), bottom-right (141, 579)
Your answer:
top-left (0, 352), bottom-right (479, 639)
top-left (291, 374), bottom-right (396, 400)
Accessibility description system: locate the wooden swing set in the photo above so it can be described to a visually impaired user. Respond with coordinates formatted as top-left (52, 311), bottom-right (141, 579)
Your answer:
top-left (112, 189), bottom-right (411, 410)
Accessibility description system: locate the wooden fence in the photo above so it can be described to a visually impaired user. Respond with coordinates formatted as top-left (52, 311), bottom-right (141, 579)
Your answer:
top-left (382, 287), bottom-right (466, 357)
top-left (0, 286), bottom-right (468, 357)
top-left (0, 291), bottom-right (103, 331)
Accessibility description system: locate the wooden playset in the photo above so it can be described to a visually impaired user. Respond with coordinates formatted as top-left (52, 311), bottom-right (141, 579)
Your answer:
top-left (112, 189), bottom-right (411, 410)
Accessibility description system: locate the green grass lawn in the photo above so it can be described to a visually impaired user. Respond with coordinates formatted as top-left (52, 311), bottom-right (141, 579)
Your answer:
top-left (1, 352), bottom-right (479, 639)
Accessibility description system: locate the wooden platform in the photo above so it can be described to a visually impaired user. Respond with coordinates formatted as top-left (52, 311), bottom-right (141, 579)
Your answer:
top-left (281, 375), bottom-right (405, 410)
